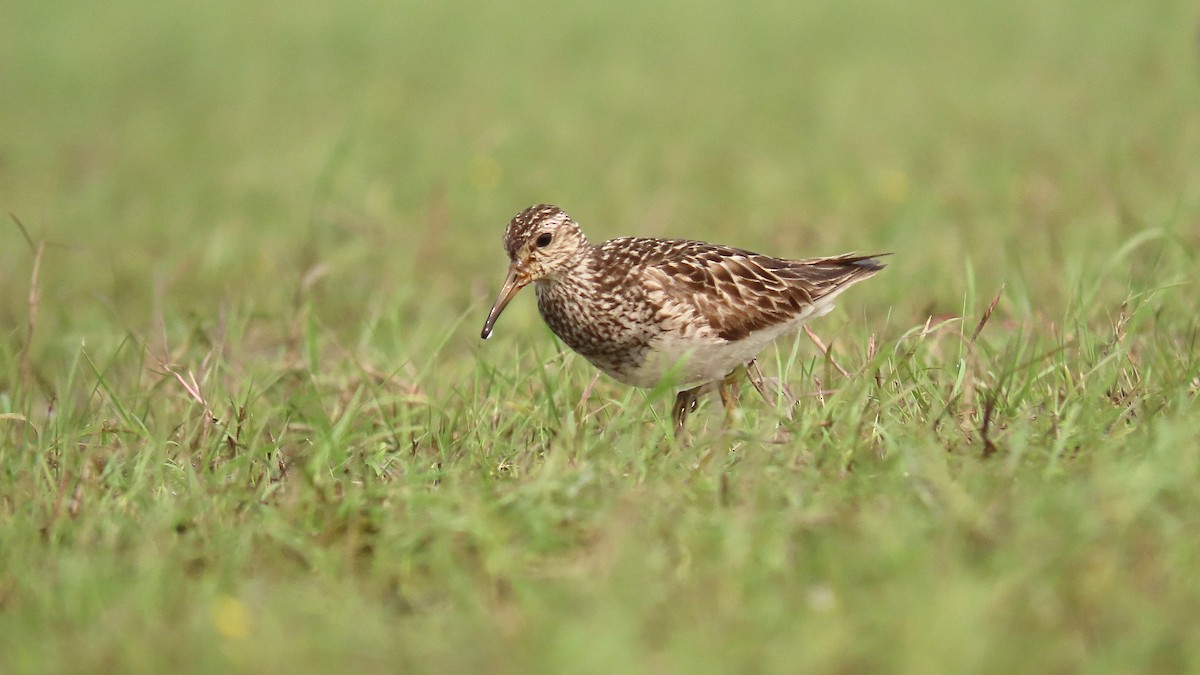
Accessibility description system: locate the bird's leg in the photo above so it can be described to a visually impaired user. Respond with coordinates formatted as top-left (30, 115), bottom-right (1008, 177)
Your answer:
top-left (718, 370), bottom-right (741, 426)
top-left (673, 387), bottom-right (701, 435)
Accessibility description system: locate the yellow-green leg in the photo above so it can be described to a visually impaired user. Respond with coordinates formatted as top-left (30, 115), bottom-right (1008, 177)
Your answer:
top-left (718, 369), bottom-right (741, 425)
top-left (675, 361), bottom-right (760, 433)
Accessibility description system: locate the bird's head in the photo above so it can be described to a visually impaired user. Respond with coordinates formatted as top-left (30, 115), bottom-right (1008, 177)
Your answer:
top-left (481, 204), bottom-right (589, 339)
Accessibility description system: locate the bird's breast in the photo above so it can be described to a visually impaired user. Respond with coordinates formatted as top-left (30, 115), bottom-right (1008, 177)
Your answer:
top-left (534, 278), bottom-right (658, 380)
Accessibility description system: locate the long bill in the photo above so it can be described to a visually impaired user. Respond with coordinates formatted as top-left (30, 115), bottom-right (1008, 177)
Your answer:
top-left (480, 263), bottom-right (529, 339)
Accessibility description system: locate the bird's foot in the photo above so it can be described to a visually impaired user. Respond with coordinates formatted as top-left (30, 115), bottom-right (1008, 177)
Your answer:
top-left (673, 387), bottom-right (701, 436)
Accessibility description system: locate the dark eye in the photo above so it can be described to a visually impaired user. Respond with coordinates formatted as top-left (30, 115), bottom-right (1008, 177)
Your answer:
top-left (535, 233), bottom-right (553, 248)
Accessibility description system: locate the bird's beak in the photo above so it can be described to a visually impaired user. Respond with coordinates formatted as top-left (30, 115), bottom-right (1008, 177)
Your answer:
top-left (481, 263), bottom-right (530, 339)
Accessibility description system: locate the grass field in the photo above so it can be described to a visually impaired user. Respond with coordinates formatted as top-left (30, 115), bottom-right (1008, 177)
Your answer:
top-left (3, 0), bottom-right (1200, 672)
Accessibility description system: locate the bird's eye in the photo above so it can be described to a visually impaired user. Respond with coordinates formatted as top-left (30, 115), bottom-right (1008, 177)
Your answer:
top-left (535, 233), bottom-right (553, 248)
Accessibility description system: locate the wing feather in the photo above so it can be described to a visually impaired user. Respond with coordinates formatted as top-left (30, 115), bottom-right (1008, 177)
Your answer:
top-left (632, 240), bottom-right (886, 341)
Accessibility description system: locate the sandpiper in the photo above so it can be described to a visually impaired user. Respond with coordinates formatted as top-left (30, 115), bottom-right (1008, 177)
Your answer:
top-left (481, 204), bottom-right (885, 431)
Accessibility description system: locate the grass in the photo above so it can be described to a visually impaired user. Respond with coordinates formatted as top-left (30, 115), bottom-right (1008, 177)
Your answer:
top-left (2, 0), bottom-right (1200, 672)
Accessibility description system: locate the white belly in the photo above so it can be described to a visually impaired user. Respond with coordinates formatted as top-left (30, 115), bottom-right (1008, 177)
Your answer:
top-left (616, 301), bottom-right (834, 389)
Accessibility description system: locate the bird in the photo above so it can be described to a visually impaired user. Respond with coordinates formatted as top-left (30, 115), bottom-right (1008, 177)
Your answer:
top-left (480, 204), bottom-right (886, 432)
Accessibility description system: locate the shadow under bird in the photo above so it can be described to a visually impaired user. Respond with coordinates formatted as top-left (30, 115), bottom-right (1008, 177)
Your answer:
top-left (481, 204), bottom-right (886, 431)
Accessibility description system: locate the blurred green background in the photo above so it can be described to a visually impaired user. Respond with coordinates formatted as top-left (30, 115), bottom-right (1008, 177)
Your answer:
top-left (2, 0), bottom-right (1199, 672)
top-left (4, 0), bottom-right (1196, 337)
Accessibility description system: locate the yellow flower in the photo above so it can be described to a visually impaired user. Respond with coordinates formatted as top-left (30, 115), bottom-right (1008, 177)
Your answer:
top-left (212, 595), bottom-right (250, 640)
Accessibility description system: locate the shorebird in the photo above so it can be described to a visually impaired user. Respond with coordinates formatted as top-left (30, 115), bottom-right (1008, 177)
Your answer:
top-left (481, 204), bottom-right (885, 431)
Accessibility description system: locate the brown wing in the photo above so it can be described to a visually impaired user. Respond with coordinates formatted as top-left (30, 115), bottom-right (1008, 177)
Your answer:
top-left (635, 240), bottom-right (886, 341)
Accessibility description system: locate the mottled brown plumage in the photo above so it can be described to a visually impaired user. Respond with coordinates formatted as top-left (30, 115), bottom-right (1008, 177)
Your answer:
top-left (481, 204), bottom-right (886, 430)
